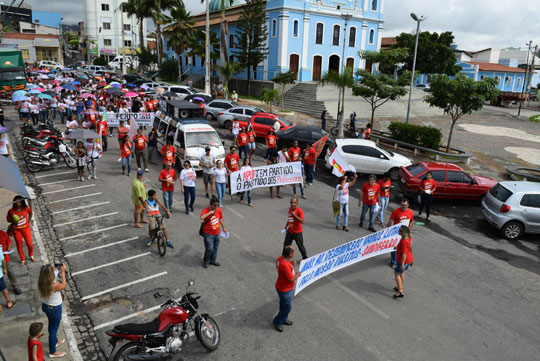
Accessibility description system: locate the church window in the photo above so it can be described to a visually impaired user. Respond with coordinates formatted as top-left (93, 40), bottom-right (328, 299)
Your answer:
top-left (333, 25), bottom-right (340, 46)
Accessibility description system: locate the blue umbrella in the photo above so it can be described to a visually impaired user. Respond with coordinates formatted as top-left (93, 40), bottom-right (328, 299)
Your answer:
top-left (126, 83), bottom-right (136, 88)
top-left (12, 95), bottom-right (27, 102)
top-left (0, 156), bottom-right (30, 198)
top-left (78, 74), bottom-right (89, 79)
top-left (71, 81), bottom-right (81, 85)
top-left (63, 67), bottom-right (72, 71)
top-left (62, 84), bottom-right (77, 91)
top-left (111, 83), bottom-right (122, 88)
top-left (38, 93), bottom-right (53, 100)
top-left (13, 90), bottom-right (27, 96)
top-left (28, 89), bottom-right (42, 94)
top-left (26, 84), bottom-right (38, 89)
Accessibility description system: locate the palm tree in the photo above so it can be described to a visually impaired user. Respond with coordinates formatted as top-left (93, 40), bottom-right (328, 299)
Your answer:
top-left (124, 0), bottom-right (147, 52)
top-left (163, 2), bottom-right (195, 84)
top-left (145, 0), bottom-right (176, 63)
top-left (186, 29), bottom-right (220, 69)
top-left (320, 66), bottom-right (355, 139)
top-left (219, 61), bottom-right (243, 99)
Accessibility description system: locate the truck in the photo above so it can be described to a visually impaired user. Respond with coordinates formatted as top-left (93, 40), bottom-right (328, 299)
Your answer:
top-left (0, 48), bottom-right (27, 97)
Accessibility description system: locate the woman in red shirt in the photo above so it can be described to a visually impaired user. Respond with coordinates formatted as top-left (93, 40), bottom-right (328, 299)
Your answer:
top-left (377, 173), bottom-right (392, 225)
top-left (247, 125), bottom-right (256, 160)
top-left (272, 245), bottom-right (301, 332)
top-left (120, 135), bottom-right (133, 176)
top-left (7, 195), bottom-right (34, 266)
top-left (393, 226), bottom-right (413, 298)
top-left (419, 171), bottom-right (437, 222)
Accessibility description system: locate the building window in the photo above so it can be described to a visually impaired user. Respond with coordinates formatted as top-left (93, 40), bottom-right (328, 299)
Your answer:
top-left (192, 55), bottom-right (196, 66)
top-left (104, 39), bottom-right (112, 46)
top-left (124, 40), bottom-right (131, 47)
top-left (185, 56), bottom-right (189, 66)
top-left (229, 34), bottom-right (235, 48)
top-left (123, 24), bottom-right (131, 31)
top-left (103, 22), bottom-right (111, 30)
top-left (495, 76), bottom-right (501, 85)
top-left (293, 20), bottom-right (299, 37)
top-left (21, 49), bottom-right (30, 60)
top-left (315, 23), bottom-right (323, 44)
top-left (371, 0), bottom-right (378, 11)
top-left (517, 77), bottom-right (522, 88)
top-left (101, 3), bottom-right (109, 11)
top-left (271, 19), bottom-right (277, 37)
top-left (349, 27), bottom-right (356, 47)
top-left (229, 55), bottom-right (234, 63)
top-left (369, 29), bottom-right (375, 44)
top-left (333, 25), bottom-right (340, 46)
top-left (505, 77), bottom-right (511, 86)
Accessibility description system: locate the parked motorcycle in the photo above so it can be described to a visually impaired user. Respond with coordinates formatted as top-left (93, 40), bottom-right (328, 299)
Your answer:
top-left (24, 136), bottom-right (77, 172)
top-left (106, 280), bottom-right (220, 361)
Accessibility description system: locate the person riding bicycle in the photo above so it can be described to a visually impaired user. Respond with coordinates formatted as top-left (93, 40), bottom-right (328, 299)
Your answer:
top-left (145, 190), bottom-right (172, 248)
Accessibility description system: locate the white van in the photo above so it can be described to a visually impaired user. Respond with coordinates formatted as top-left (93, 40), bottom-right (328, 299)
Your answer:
top-left (154, 100), bottom-right (225, 170)
top-left (108, 55), bottom-right (138, 69)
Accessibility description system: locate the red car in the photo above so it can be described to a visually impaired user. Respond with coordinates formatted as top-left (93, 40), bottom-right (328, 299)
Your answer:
top-left (397, 162), bottom-right (497, 204)
top-left (237, 112), bottom-right (294, 138)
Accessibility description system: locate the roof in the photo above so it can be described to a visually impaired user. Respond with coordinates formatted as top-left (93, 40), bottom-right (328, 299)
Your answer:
top-left (465, 62), bottom-right (525, 73)
top-left (381, 37), bottom-right (397, 46)
top-left (2, 32), bottom-right (58, 40)
top-left (166, 100), bottom-right (201, 109)
top-left (498, 181), bottom-right (540, 193)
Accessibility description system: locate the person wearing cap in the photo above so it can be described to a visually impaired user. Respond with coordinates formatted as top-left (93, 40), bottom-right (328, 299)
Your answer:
top-left (132, 170), bottom-right (148, 228)
top-left (200, 146), bottom-right (216, 199)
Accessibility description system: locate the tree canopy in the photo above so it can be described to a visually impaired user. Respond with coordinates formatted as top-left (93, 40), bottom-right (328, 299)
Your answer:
top-left (272, 71), bottom-right (297, 110)
top-left (320, 67), bottom-right (355, 139)
top-left (359, 48), bottom-right (409, 76)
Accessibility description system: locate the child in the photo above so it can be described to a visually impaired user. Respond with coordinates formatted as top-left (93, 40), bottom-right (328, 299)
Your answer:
top-left (145, 190), bottom-right (171, 247)
top-left (28, 322), bottom-right (45, 361)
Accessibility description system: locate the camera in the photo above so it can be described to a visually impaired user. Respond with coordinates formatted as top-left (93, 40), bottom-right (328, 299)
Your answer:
top-left (54, 263), bottom-right (63, 269)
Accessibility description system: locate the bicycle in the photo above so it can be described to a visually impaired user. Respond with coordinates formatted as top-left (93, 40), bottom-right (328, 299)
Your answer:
top-left (150, 215), bottom-right (167, 257)
top-left (330, 124), bottom-right (358, 138)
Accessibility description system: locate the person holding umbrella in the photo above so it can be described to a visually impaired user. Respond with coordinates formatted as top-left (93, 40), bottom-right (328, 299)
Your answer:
top-left (75, 141), bottom-right (87, 181)
top-left (85, 138), bottom-right (101, 180)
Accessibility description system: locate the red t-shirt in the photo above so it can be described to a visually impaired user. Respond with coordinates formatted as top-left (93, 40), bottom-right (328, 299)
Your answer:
top-left (266, 134), bottom-right (276, 148)
top-left (288, 147), bottom-right (301, 162)
top-left (364, 128), bottom-right (372, 140)
top-left (7, 207), bottom-right (31, 230)
top-left (378, 179), bottom-right (392, 197)
top-left (389, 208), bottom-right (414, 227)
top-left (28, 338), bottom-right (44, 361)
top-left (161, 145), bottom-right (176, 164)
top-left (275, 255), bottom-right (295, 292)
top-left (303, 147), bottom-right (317, 165)
top-left (159, 168), bottom-right (177, 191)
top-left (0, 230), bottom-right (12, 262)
top-left (145, 101), bottom-right (154, 111)
top-left (134, 135), bottom-right (148, 150)
top-left (200, 207), bottom-right (223, 235)
top-left (97, 120), bottom-right (108, 136)
top-left (397, 237), bottom-right (413, 265)
top-left (118, 126), bottom-right (129, 139)
top-left (237, 132), bottom-right (248, 146)
top-left (248, 131), bottom-right (256, 143)
top-left (422, 179), bottom-right (437, 194)
top-left (361, 183), bottom-right (380, 205)
top-left (287, 206), bottom-right (304, 234)
top-left (224, 153), bottom-right (240, 172)
top-left (121, 141), bottom-right (133, 158)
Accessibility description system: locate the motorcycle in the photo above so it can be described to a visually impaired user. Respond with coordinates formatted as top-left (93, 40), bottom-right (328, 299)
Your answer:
top-left (24, 136), bottom-right (77, 172)
top-left (105, 280), bottom-right (220, 361)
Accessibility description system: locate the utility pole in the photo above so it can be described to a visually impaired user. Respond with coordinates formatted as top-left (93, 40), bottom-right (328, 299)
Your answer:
top-left (120, 4), bottom-right (126, 75)
top-left (336, 13), bottom-right (351, 139)
top-left (517, 41), bottom-right (532, 117)
top-left (204, 0), bottom-right (210, 94)
top-left (405, 13), bottom-right (425, 125)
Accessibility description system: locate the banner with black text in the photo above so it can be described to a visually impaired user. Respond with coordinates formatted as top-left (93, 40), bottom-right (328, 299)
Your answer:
top-left (230, 162), bottom-right (303, 194)
top-left (107, 112), bottom-right (155, 127)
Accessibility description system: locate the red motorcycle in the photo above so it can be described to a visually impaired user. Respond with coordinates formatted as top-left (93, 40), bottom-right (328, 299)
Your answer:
top-left (106, 280), bottom-right (220, 361)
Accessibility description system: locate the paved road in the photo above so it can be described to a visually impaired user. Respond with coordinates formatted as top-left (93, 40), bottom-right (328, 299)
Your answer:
top-left (25, 120), bottom-right (540, 361)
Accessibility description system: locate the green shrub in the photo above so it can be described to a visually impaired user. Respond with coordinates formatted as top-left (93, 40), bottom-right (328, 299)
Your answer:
top-left (158, 58), bottom-right (179, 81)
top-left (388, 122), bottom-right (442, 150)
top-left (93, 56), bottom-right (107, 66)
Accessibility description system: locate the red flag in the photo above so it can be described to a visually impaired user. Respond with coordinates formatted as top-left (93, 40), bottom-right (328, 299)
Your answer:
top-left (313, 134), bottom-right (329, 157)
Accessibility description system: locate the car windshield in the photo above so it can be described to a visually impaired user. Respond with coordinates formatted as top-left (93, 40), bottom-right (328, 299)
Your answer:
top-left (279, 117), bottom-right (293, 126)
top-left (489, 183), bottom-right (513, 202)
top-left (185, 131), bottom-right (221, 148)
top-left (375, 143), bottom-right (393, 157)
top-left (0, 70), bottom-right (26, 81)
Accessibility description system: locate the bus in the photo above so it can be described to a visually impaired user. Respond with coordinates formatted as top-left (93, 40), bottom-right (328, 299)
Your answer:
top-left (0, 48), bottom-right (27, 97)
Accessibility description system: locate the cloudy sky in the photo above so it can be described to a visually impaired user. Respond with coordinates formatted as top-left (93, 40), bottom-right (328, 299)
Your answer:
top-left (22, 0), bottom-right (540, 51)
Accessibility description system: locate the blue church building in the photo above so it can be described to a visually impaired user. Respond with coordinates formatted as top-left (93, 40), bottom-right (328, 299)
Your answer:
top-left (169, 0), bottom-right (385, 82)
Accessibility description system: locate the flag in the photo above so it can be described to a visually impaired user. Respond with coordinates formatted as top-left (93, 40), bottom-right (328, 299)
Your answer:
top-left (328, 148), bottom-right (353, 177)
top-left (313, 135), bottom-right (328, 157)
top-left (128, 115), bottom-right (138, 140)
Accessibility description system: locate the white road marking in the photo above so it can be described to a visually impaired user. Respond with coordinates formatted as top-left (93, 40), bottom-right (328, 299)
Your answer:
top-left (65, 237), bottom-right (139, 258)
top-left (52, 202), bottom-right (110, 215)
top-left (54, 212), bottom-right (118, 227)
top-left (94, 305), bottom-right (162, 330)
top-left (327, 275), bottom-right (390, 319)
top-left (71, 252), bottom-right (151, 276)
top-left (62, 307), bottom-right (84, 361)
top-left (42, 184), bottom-right (95, 194)
top-left (39, 178), bottom-right (78, 186)
top-left (81, 272), bottom-right (168, 301)
top-left (35, 170), bottom-right (75, 179)
top-left (224, 205), bottom-right (246, 219)
top-left (48, 192), bottom-right (103, 204)
top-left (214, 307), bottom-right (236, 317)
top-left (59, 223), bottom-right (128, 241)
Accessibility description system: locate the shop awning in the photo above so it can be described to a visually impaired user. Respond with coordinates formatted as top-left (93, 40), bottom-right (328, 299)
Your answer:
top-left (33, 38), bottom-right (60, 47)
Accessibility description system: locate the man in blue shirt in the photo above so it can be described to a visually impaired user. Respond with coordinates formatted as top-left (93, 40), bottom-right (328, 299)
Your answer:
top-left (147, 128), bottom-right (164, 164)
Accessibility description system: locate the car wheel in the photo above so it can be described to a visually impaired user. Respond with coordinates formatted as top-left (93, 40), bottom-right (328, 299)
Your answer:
top-left (414, 191), bottom-right (422, 205)
top-left (223, 120), bottom-right (232, 130)
top-left (501, 221), bottom-right (523, 241)
top-left (389, 167), bottom-right (400, 181)
top-left (206, 113), bottom-right (214, 121)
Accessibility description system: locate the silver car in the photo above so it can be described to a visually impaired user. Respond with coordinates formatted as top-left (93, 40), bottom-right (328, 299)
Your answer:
top-left (481, 181), bottom-right (540, 240)
top-left (217, 106), bottom-right (265, 129)
top-left (205, 99), bottom-right (239, 120)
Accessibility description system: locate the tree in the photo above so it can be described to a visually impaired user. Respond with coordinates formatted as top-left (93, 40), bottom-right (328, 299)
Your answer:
top-left (219, 61), bottom-right (243, 99)
top-left (186, 29), bottom-right (220, 68)
top-left (395, 31), bottom-right (461, 76)
top-left (352, 69), bottom-right (408, 128)
top-left (272, 71), bottom-right (297, 110)
top-left (424, 74), bottom-right (499, 152)
top-left (163, 2), bottom-right (194, 84)
top-left (359, 48), bottom-right (409, 78)
top-left (93, 56), bottom-right (108, 66)
top-left (135, 46), bottom-right (158, 72)
top-left (144, 0), bottom-right (176, 63)
top-left (158, 57), bottom-right (179, 81)
top-left (233, 0), bottom-right (268, 96)
top-left (124, 0), bottom-right (148, 51)
top-left (320, 67), bottom-right (355, 139)
top-left (261, 88), bottom-right (280, 112)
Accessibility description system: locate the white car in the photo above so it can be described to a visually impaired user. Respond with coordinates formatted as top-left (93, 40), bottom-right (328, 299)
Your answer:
top-left (39, 60), bottom-right (63, 70)
top-left (325, 139), bottom-right (411, 179)
top-left (141, 82), bottom-right (166, 92)
top-left (165, 85), bottom-right (197, 100)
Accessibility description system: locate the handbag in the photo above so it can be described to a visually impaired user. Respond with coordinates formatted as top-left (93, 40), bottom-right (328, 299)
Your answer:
top-left (332, 189), bottom-right (341, 217)
top-left (199, 211), bottom-right (212, 236)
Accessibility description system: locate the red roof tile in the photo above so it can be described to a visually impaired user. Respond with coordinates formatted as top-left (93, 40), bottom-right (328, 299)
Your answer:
top-left (2, 32), bottom-right (59, 40)
top-left (466, 62), bottom-right (525, 73)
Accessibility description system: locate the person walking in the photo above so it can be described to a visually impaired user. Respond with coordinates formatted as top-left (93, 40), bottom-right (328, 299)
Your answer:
top-left (272, 245), bottom-right (301, 332)
top-left (160, 138), bottom-right (176, 168)
top-left (320, 110), bottom-right (327, 130)
top-left (388, 198), bottom-right (414, 268)
top-left (231, 119), bottom-right (240, 143)
top-left (335, 173), bottom-right (357, 231)
top-left (147, 128), bottom-right (163, 164)
top-left (224, 146), bottom-right (240, 200)
top-left (213, 160), bottom-right (227, 207)
top-left (418, 171), bottom-right (436, 222)
top-left (0, 246), bottom-right (16, 312)
top-left (133, 128), bottom-right (149, 172)
top-left (283, 196), bottom-right (307, 260)
top-left (120, 135), bottom-right (133, 176)
top-left (7, 195), bottom-right (34, 266)
top-left (96, 115), bottom-right (109, 151)
top-left (132, 170), bottom-right (148, 228)
top-left (200, 146), bottom-right (216, 198)
top-left (239, 158), bottom-right (253, 207)
top-left (0, 133), bottom-right (10, 158)
top-left (269, 150), bottom-right (284, 199)
top-left (85, 138), bottom-right (101, 180)
top-left (236, 128), bottom-right (249, 160)
top-left (247, 125), bottom-right (256, 160)
top-left (358, 175), bottom-right (380, 232)
top-left (287, 142), bottom-right (305, 199)
top-left (349, 112), bottom-right (356, 133)
top-left (28, 322), bottom-right (45, 361)
top-left (117, 120), bottom-right (129, 145)
top-left (74, 141), bottom-right (87, 181)
top-left (200, 197), bottom-right (227, 268)
top-left (303, 142), bottom-right (317, 186)
top-left (38, 264), bottom-right (66, 358)
top-left (393, 226), bottom-right (413, 299)
top-left (180, 160), bottom-right (197, 215)
top-left (158, 161), bottom-right (177, 213)
top-left (0, 230), bottom-right (22, 294)
top-left (377, 173), bottom-right (392, 225)
top-left (265, 130), bottom-right (277, 161)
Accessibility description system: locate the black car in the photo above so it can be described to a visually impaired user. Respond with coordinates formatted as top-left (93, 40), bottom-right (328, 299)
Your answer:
top-left (276, 125), bottom-right (335, 158)
top-left (184, 93), bottom-right (214, 103)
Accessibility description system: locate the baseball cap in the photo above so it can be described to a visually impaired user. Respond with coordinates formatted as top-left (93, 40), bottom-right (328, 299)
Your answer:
top-left (137, 169), bottom-right (144, 176)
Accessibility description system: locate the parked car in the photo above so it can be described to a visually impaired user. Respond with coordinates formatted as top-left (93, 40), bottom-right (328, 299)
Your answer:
top-left (165, 85), bottom-right (197, 100)
top-left (141, 82), bottom-right (166, 92)
top-left (326, 139), bottom-right (411, 179)
top-left (184, 93), bottom-right (213, 104)
top-left (276, 125), bottom-right (335, 157)
top-left (481, 181), bottom-right (540, 240)
top-left (237, 113), bottom-right (293, 138)
top-left (68, 61), bottom-right (87, 69)
top-left (39, 60), bottom-right (63, 70)
top-left (205, 99), bottom-right (239, 120)
top-left (217, 106), bottom-right (265, 129)
top-left (415, 83), bottom-right (430, 92)
top-left (397, 162), bottom-right (497, 203)
top-left (93, 69), bottom-right (116, 78)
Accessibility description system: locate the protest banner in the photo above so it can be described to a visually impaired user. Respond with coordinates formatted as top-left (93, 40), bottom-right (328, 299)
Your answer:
top-left (313, 135), bottom-right (329, 157)
top-left (328, 148), bottom-right (355, 176)
top-left (294, 224), bottom-right (402, 295)
top-left (230, 161), bottom-right (303, 194)
top-left (107, 112), bottom-right (155, 127)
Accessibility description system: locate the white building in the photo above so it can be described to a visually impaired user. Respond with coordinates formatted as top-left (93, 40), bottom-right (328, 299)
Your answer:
top-left (84, 0), bottom-right (147, 61)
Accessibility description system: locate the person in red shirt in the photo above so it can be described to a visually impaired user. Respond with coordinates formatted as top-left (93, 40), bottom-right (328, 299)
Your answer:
top-left (28, 322), bottom-right (45, 361)
top-left (265, 130), bottom-right (277, 161)
top-left (247, 125), bottom-right (256, 160)
top-left (224, 146), bottom-right (240, 200)
top-left (272, 245), bottom-right (301, 332)
top-left (117, 120), bottom-right (129, 145)
top-left (303, 142), bottom-right (317, 185)
top-left (0, 230), bottom-right (21, 294)
top-left (160, 138), bottom-right (176, 168)
top-left (96, 117), bottom-right (109, 151)
top-left (377, 173), bottom-right (392, 225)
top-left (236, 128), bottom-right (249, 160)
top-left (393, 226), bottom-right (413, 298)
top-left (159, 161), bottom-right (177, 212)
top-left (200, 197), bottom-right (227, 268)
top-left (358, 175), bottom-right (380, 232)
top-left (364, 123), bottom-right (372, 140)
top-left (287, 141), bottom-right (305, 199)
top-left (388, 198), bottom-right (414, 268)
top-left (120, 135), bottom-right (133, 176)
top-left (133, 128), bottom-right (149, 172)
top-left (419, 171), bottom-right (437, 221)
top-left (283, 196), bottom-right (307, 260)
top-left (6, 195), bottom-right (34, 266)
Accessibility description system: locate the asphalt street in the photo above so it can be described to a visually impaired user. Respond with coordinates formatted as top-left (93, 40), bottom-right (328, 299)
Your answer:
top-left (26, 120), bottom-right (540, 361)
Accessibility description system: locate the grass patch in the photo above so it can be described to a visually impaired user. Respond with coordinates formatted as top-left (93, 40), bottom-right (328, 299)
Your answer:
top-left (278, 109), bottom-right (293, 113)
top-left (238, 94), bottom-right (261, 101)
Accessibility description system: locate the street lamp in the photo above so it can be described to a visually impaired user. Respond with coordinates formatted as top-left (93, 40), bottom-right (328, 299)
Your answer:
top-left (405, 13), bottom-right (425, 125)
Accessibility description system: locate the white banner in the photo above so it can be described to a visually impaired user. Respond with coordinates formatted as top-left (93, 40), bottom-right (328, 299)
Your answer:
top-left (294, 224), bottom-right (402, 295)
top-left (107, 112), bottom-right (155, 127)
top-left (230, 162), bottom-right (303, 194)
